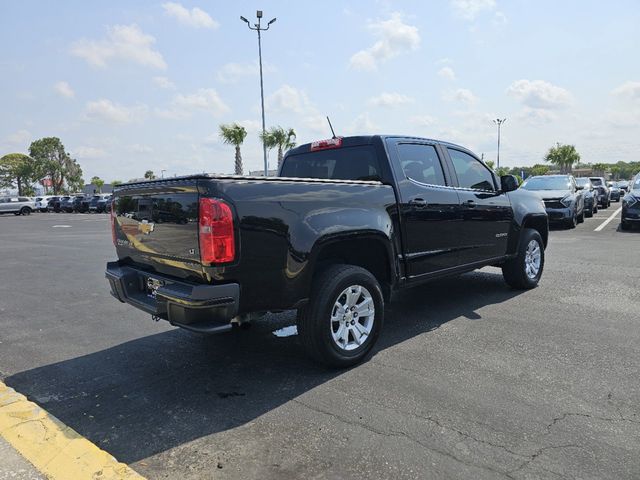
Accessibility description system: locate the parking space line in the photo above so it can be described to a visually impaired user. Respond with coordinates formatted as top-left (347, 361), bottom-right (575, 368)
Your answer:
top-left (0, 381), bottom-right (145, 480)
top-left (594, 207), bottom-right (622, 232)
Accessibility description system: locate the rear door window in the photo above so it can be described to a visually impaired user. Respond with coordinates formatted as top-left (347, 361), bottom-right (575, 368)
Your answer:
top-left (396, 143), bottom-right (447, 186)
top-left (280, 146), bottom-right (381, 181)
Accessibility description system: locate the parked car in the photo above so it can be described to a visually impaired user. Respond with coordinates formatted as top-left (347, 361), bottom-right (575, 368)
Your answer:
top-left (34, 196), bottom-right (54, 212)
top-left (617, 180), bottom-right (629, 194)
top-left (59, 196), bottom-right (74, 212)
top-left (106, 134), bottom-right (549, 367)
top-left (589, 177), bottom-right (610, 208)
top-left (609, 184), bottom-right (622, 202)
top-left (97, 195), bottom-right (112, 213)
top-left (47, 196), bottom-right (63, 212)
top-left (0, 196), bottom-right (36, 215)
top-left (621, 174), bottom-right (640, 231)
top-left (87, 194), bottom-right (111, 212)
top-left (70, 195), bottom-right (88, 212)
top-left (575, 178), bottom-right (598, 217)
top-left (520, 174), bottom-right (585, 228)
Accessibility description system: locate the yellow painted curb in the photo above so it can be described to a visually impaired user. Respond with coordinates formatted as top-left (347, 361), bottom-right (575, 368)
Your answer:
top-left (0, 381), bottom-right (145, 480)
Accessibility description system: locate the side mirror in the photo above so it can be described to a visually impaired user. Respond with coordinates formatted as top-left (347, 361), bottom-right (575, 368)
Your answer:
top-left (500, 175), bottom-right (519, 192)
top-left (576, 185), bottom-right (584, 190)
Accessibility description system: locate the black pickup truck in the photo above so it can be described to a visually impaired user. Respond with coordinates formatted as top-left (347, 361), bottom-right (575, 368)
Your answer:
top-left (106, 135), bottom-right (548, 367)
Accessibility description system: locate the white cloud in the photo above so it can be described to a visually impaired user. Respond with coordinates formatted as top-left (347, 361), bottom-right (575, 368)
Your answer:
top-left (238, 119), bottom-right (262, 133)
top-left (611, 81), bottom-right (640, 101)
top-left (85, 99), bottom-right (147, 124)
top-left (451, 0), bottom-right (496, 20)
top-left (507, 79), bottom-right (572, 109)
top-left (438, 66), bottom-right (456, 81)
top-left (409, 115), bottom-right (437, 128)
top-left (153, 76), bottom-right (175, 89)
top-left (4, 129), bottom-right (31, 145)
top-left (445, 88), bottom-right (478, 105)
top-left (266, 84), bottom-right (311, 114)
top-left (349, 12), bottom-right (420, 71)
top-left (72, 146), bottom-right (107, 158)
top-left (54, 81), bottom-right (75, 98)
top-left (303, 114), bottom-right (331, 134)
top-left (129, 144), bottom-right (153, 153)
top-left (367, 92), bottom-right (414, 108)
top-left (348, 113), bottom-right (378, 134)
top-left (71, 24), bottom-right (166, 69)
top-left (517, 107), bottom-right (557, 125)
top-left (157, 88), bottom-right (230, 119)
top-left (217, 61), bottom-right (276, 83)
top-left (493, 11), bottom-right (508, 26)
top-left (162, 2), bottom-right (218, 29)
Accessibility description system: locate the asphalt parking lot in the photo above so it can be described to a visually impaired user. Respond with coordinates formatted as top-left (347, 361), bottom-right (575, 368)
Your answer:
top-left (1, 209), bottom-right (639, 480)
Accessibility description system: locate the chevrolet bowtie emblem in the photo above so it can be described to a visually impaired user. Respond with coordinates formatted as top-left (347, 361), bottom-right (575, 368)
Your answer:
top-left (138, 221), bottom-right (155, 235)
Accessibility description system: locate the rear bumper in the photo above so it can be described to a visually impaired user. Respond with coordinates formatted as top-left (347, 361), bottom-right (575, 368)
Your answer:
top-left (105, 261), bottom-right (239, 333)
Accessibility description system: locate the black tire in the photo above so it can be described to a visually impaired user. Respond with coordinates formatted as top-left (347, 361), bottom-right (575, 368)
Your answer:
top-left (502, 228), bottom-right (545, 290)
top-left (593, 203), bottom-right (598, 214)
top-left (297, 264), bottom-right (384, 368)
top-left (621, 221), bottom-right (631, 231)
top-left (577, 209), bottom-right (585, 223)
top-left (20, 207), bottom-right (31, 216)
top-left (585, 207), bottom-right (593, 218)
top-left (566, 210), bottom-right (577, 229)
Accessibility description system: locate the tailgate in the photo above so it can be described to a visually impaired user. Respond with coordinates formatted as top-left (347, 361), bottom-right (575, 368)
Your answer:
top-left (112, 180), bottom-right (204, 280)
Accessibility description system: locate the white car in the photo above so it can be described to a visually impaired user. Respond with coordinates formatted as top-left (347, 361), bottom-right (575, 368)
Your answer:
top-left (0, 196), bottom-right (36, 215)
top-left (35, 196), bottom-right (54, 212)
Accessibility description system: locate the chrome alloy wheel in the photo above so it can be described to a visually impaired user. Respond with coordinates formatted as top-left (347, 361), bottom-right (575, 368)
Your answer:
top-left (524, 239), bottom-right (542, 279)
top-left (330, 285), bottom-right (375, 351)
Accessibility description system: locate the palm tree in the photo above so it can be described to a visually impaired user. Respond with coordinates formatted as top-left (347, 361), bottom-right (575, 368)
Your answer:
top-left (261, 126), bottom-right (297, 169)
top-left (544, 143), bottom-right (580, 174)
top-left (219, 123), bottom-right (248, 175)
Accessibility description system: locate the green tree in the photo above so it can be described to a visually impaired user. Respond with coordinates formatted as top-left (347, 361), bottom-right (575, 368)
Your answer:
top-left (591, 163), bottom-right (609, 177)
top-left (144, 170), bottom-right (156, 180)
top-left (28, 137), bottom-right (82, 194)
top-left (111, 180), bottom-right (123, 186)
top-left (544, 143), bottom-right (580, 174)
top-left (485, 160), bottom-right (495, 170)
top-left (530, 164), bottom-right (550, 176)
top-left (261, 126), bottom-right (297, 169)
top-left (0, 153), bottom-right (39, 195)
top-left (219, 123), bottom-right (248, 175)
top-left (90, 176), bottom-right (105, 193)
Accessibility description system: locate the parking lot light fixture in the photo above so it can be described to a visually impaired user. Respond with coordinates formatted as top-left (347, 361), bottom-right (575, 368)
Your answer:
top-left (240, 10), bottom-right (277, 176)
top-left (493, 118), bottom-right (507, 169)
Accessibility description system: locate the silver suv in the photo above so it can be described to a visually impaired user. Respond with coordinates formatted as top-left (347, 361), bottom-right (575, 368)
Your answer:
top-left (0, 196), bottom-right (36, 215)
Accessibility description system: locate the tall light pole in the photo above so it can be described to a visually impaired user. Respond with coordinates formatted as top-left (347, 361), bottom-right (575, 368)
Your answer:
top-left (241, 11), bottom-right (276, 176)
top-left (493, 118), bottom-right (506, 169)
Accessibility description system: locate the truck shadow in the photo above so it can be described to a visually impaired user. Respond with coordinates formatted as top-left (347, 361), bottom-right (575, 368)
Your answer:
top-left (5, 269), bottom-right (522, 464)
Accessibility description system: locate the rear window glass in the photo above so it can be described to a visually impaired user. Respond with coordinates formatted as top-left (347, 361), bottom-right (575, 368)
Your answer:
top-left (590, 178), bottom-right (603, 186)
top-left (280, 146), bottom-right (381, 181)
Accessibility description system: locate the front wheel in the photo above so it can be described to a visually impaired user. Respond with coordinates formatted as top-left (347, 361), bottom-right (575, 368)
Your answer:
top-left (621, 221), bottom-right (631, 231)
top-left (297, 264), bottom-right (384, 368)
top-left (19, 207), bottom-right (31, 216)
top-left (578, 209), bottom-right (585, 224)
top-left (502, 228), bottom-right (545, 289)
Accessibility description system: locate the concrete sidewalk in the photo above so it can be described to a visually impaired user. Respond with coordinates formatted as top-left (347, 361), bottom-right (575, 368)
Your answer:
top-left (0, 436), bottom-right (43, 480)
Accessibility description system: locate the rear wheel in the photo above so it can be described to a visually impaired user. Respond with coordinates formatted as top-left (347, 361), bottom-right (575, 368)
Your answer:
top-left (502, 228), bottom-right (545, 290)
top-left (297, 264), bottom-right (384, 368)
top-left (19, 207), bottom-right (31, 216)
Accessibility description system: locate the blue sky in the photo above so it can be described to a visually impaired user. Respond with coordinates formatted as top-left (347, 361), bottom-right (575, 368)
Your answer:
top-left (1, 0), bottom-right (639, 182)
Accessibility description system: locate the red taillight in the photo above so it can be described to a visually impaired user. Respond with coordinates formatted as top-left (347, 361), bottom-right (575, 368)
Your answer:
top-left (199, 198), bottom-right (235, 265)
top-left (110, 200), bottom-right (117, 245)
top-left (310, 137), bottom-right (342, 151)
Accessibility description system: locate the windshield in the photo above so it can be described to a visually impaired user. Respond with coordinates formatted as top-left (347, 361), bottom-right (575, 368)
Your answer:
top-left (280, 145), bottom-right (382, 181)
top-left (575, 178), bottom-right (591, 188)
top-left (590, 178), bottom-right (603, 186)
top-left (632, 177), bottom-right (640, 191)
top-left (521, 176), bottom-right (571, 191)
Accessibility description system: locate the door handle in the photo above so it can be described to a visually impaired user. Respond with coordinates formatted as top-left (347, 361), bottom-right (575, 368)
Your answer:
top-left (465, 200), bottom-right (476, 208)
top-left (409, 197), bottom-right (428, 207)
